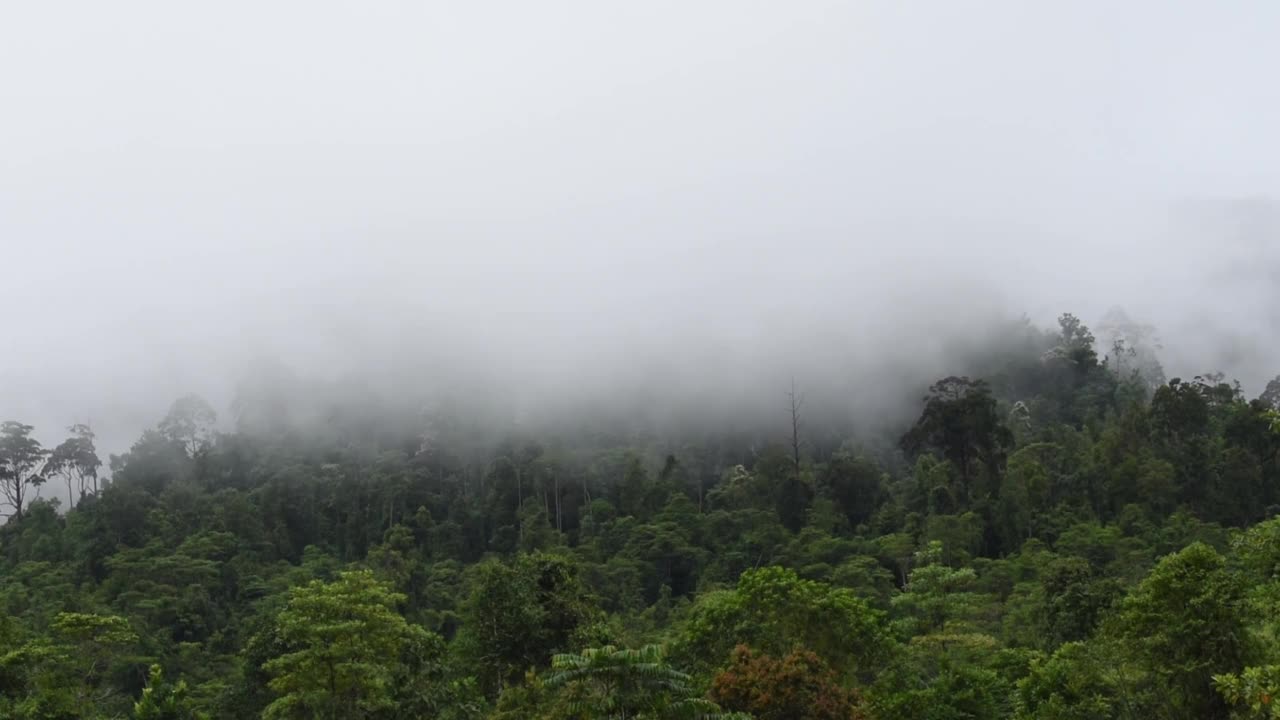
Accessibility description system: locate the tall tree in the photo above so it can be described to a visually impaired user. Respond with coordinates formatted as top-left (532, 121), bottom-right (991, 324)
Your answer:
top-left (1259, 375), bottom-right (1280, 410)
top-left (1097, 306), bottom-right (1166, 390)
top-left (788, 378), bottom-right (804, 483)
top-left (158, 394), bottom-right (217, 458)
top-left (46, 424), bottom-right (102, 508)
top-left (1053, 313), bottom-right (1099, 372)
top-left (900, 377), bottom-right (1013, 504)
top-left (261, 570), bottom-right (438, 720)
top-left (0, 421), bottom-right (48, 522)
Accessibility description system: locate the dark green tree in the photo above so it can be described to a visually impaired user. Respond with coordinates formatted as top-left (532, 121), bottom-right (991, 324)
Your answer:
top-left (820, 451), bottom-right (884, 529)
top-left (1261, 375), bottom-right (1280, 410)
top-left (1041, 557), bottom-right (1120, 645)
top-left (456, 552), bottom-right (596, 696)
top-left (900, 377), bottom-right (1013, 507)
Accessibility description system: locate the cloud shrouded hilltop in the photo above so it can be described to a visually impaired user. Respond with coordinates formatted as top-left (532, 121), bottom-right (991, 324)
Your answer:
top-left (1, 1), bottom-right (1277, 458)
top-left (6, 6), bottom-right (1280, 720)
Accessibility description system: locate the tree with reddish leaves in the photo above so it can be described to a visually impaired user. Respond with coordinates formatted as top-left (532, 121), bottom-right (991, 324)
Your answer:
top-left (709, 645), bottom-right (866, 720)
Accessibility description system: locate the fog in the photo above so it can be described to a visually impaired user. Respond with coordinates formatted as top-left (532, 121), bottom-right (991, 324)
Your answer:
top-left (2, 1), bottom-right (1278, 458)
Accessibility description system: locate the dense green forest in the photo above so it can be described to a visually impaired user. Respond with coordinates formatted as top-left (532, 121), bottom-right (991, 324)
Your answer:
top-left (3, 313), bottom-right (1280, 719)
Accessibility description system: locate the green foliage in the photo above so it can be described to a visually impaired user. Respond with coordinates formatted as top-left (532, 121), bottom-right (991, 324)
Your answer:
top-left (674, 566), bottom-right (888, 679)
top-left (890, 541), bottom-right (986, 637)
top-left (46, 424), bottom-right (102, 509)
top-left (1215, 665), bottom-right (1280, 719)
top-left (4, 313), bottom-right (1280, 719)
top-left (1040, 557), bottom-right (1120, 645)
top-left (261, 570), bottom-right (439, 720)
top-left (0, 420), bottom-right (48, 523)
top-left (1106, 542), bottom-right (1252, 719)
top-left (869, 639), bottom-right (1013, 720)
top-left (545, 644), bottom-right (738, 719)
top-left (455, 552), bottom-right (597, 696)
top-left (2, 612), bottom-right (142, 717)
top-left (134, 665), bottom-right (204, 720)
top-left (157, 395), bottom-right (218, 458)
top-left (1014, 641), bottom-right (1134, 720)
top-left (900, 376), bottom-right (1013, 510)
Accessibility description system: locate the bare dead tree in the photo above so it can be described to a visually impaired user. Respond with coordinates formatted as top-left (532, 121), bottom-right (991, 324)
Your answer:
top-left (553, 472), bottom-right (563, 532)
top-left (787, 377), bottom-right (804, 483)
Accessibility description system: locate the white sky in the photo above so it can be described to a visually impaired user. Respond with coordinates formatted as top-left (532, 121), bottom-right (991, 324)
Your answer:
top-left (2, 1), bottom-right (1278, 453)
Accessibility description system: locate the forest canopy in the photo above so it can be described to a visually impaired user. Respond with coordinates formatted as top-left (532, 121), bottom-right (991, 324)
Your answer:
top-left (2, 312), bottom-right (1280, 719)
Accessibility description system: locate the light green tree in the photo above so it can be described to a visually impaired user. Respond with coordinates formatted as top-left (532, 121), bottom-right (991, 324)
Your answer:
top-left (1014, 640), bottom-right (1146, 720)
top-left (5, 612), bottom-right (140, 717)
top-left (261, 570), bottom-right (439, 720)
top-left (674, 566), bottom-right (888, 680)
top-left (134, 664), bottom-right (204, 719)
top-left (1215, 665), bottom-right (1280, 719)
top-left (546, 644), bottom-right (743, 720)
top-left (890, 541), bottom-right (986, 637)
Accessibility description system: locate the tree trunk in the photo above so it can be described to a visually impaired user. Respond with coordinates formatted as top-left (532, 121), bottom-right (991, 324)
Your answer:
top-left (554, 473), bottom-right (562, 531)
top-left (788, 378), bottom-right (804, 483)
